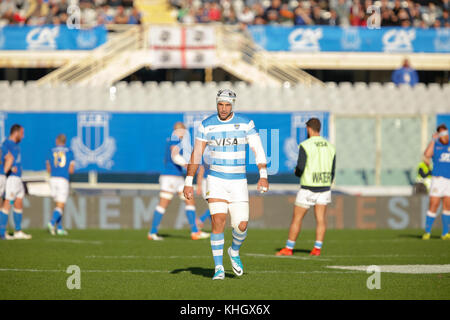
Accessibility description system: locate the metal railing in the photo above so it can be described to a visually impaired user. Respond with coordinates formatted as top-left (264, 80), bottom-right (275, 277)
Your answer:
top-left (37, 25), bottom-right (143, 85)
top-left (217, 25), bottom-right (323, 87)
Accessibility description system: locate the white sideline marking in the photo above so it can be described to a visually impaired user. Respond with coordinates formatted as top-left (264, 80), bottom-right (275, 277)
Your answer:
top-left (46, 239), bottom-right (103, 245)
top-left (0, 268), bottom-right (358, 275)
top-left (245, 253), bottom-right (331, 261)
top-left (327, 264), bottom-right (450, 274)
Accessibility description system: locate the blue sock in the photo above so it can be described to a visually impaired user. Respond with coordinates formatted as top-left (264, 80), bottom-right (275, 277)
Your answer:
top-left (13, 208), bottom-right (22, 232)
top-left (425, 211), bottom-right (437, 233)
top-left (286, 239), bottom-right (295, 250)
top-left (150, 206), bottom-right (165, 234)
top-left (210, 233), bottom-right (224, 267)
top-left (200, 209), bottom-right (211, 223)
top-left (231, 229), bottom-right (247, 255)
top-left (50, 208), bottom-right (62, 226)
top-left (0, 210), bottom-right (8, 238)
top-left (185, 205), bottom-right (199, 233)
top-left (314, 241), bottom-right (323, 249)
top-left (442, 212), bottom-right (449, 235)
top-left (56, 212), bottom-right (64, 231)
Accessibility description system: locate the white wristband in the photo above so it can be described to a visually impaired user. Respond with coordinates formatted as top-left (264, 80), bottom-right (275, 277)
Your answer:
top-left (259, 168), bottom-right (268, 179)
top-left (185, 176), bottom-right (193, 187)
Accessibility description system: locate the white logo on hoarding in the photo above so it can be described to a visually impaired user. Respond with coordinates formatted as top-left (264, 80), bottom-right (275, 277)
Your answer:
top-left (26, 26), bottom-right (60, 50)
top-left (283, 112), bottom-right (325, 168)
top-left (76, 29), bottom-right (98, 49)
top-left (289, 28), bottom-right (322, 52)
top-left (71, 112), bottom-right (116, 169)
top-left (382, 29), bottom-right (415, 52)
top-left (341, 27), bottom-right (361, 50)
top-left (434, 28), bottom-right (450, 52)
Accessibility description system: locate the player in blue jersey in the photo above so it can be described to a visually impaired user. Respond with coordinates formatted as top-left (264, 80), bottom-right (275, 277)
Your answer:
top-left (422, 124), bottom-right (450, 240)
top-left (0, 124), bottom-right (31, 240)
top-left (184, 89), bottom-right (269, 280)
top-left (148, 122), bottom-right (210, 241)
top-left (46, 134), bottom-right (75, 236)
top-left (0, 143), bottom-right (13, 209)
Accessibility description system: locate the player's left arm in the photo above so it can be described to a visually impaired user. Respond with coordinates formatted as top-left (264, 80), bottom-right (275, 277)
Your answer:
top-left (247, 120), bottom-right (269, 193)
top-left (4, 151), bottom-right (14, 174)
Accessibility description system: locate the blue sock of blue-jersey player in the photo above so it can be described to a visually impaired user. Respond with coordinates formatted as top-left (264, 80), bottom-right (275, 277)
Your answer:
top-left (200, 209), bottom-right (211, 223)
top-left (13, 208), bottom-right (22, 231)
top-left (150, 206), bottom-right (165, 234)
top-left (50, 207), bottom-right (62, 227)
top-left (425, 211), bottom-right (437, 233)
top-left (442, 211), bottom-right (450, 235)
top-left (185, 205), bottom-right (199, 233)
top-left (0, 210), bottom-right (8, 238)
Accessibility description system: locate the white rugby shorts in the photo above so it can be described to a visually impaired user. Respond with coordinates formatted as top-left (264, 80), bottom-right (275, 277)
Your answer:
top-left (295, 188), bottom-right (331, 209)
top-left (50, 177), bottom-right (70, 203)
top-left (5, 176), bottom-right (25, 201)
top-left (159, 175), bottom-right (185, 194)
top-left (429, 176), bottom-right (450, 198)
top-left (205, 175), bottom-right (248, 203)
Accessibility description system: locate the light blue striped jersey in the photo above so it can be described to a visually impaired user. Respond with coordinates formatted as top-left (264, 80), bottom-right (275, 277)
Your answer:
top-left (196, 113), bottom-right (258, 180)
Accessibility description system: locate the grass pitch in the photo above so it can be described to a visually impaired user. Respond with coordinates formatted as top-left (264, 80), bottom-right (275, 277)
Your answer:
top-left (0, 228), bottom-right (449, 300)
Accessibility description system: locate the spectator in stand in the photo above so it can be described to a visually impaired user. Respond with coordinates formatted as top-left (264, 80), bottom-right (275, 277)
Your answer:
top-left (223, 7), bottom-right (238, 24)
top-left (264, 0), bottom-right (281, 22)
top-left (334, 0), bottom-right (350, 26)
top-left (114, 5), bottom-right (129, 24)
top-left (279, 3), bottom-right (294, 24)
top-left (293, 5), bottom-right (312, 25)
top-left (349, 0), bottom-right (364, 26)
top-left (312, 5), bottom-right (327, 25)
top-left (237, 6), bottom-right (255, 25)
top-left (391, 59), bottom-right (419, 87)
top-left (128, 6), bottom-right (141, 24)
top-left (208, 2), bottom-right (222, 22)
top-left (195, 4), bottom-right (210, 23)
top-left (108, 0), bottom-right (122, 7)
top-left (439, 10), bottom-right (449, 27)
top-left (328, 9), bottom-right (340, 25)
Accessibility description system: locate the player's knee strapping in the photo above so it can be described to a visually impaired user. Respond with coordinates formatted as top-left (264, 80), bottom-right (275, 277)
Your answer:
top-left (209, 202), bottom-right (228, 215)
top-left (229, 202), bottom-right (249, 233)
top-left (160, 191), bottom-right (173, 200)
top-left (229, 202), bottom-right (249, 254)
top-left (13, 207), bottom-right (22, 231)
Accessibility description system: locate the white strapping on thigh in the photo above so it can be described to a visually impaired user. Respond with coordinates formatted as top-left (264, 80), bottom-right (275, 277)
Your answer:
top-left (209, 201), bottom-right (228, 215)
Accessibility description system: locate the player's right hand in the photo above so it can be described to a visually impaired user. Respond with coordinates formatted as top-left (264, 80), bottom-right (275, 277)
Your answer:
top-left (184, 186), bottom-right (194, 200)
top-left (11, 166), bottom-right (17, 173)
top-left (432, 132), bottom-right (439, 140)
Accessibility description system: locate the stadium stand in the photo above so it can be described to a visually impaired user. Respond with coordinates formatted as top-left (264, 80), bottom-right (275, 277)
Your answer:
top-left (1, 0), bottom-right (448, 27)
top-left (0, 80), bottom-right (448, 113)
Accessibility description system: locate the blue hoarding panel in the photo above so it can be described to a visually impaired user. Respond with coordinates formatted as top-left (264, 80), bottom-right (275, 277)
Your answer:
top-left (0, 111), bottom-right (329, 175)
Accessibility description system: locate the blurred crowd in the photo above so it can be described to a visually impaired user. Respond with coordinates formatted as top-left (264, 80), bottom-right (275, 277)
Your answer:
top-left (172, 0), bottom-right (450, 28)
top-left (0, 0), bottom-right (142, 26)
top-left (1, 0), bottom-right (449, 27)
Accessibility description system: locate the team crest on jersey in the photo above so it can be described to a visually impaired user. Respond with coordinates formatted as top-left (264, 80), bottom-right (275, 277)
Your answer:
top-left (71, 112), bottom-right (116, 169)
top-left (234, 124), bottom-right (240, 130)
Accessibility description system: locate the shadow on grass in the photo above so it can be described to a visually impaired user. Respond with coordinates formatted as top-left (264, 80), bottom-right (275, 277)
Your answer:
top-left (396, 234), bottom-right (441, 240)
top-left (171, 267), bottom-right (236, 279)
